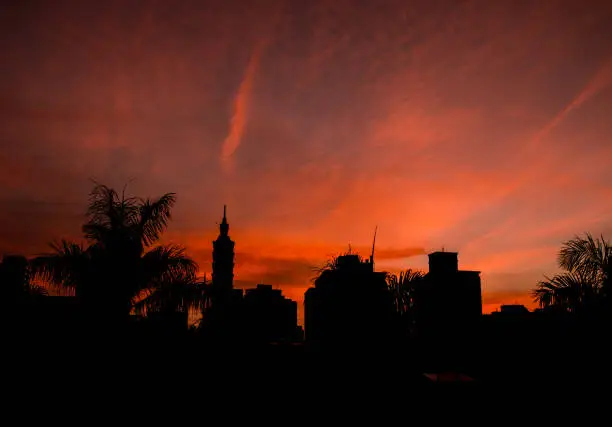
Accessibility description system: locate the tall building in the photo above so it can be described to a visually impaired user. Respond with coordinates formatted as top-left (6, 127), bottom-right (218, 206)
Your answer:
top-left (202, 206), bottom-right (302, 344)
top-left (304, 254), bottom-right (394, 346)
top-left (202, 206), bottom-right (240, 339)
top-left (414, 251), bottom-right (482, 341)
top-left (212, 205), bottom-right (235, 292)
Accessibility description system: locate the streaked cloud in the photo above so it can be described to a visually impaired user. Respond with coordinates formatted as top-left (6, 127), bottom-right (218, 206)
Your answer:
top-left (220, 42), bottom-right (266, 172)
top-left (2, 0), bottom-right (612, 322)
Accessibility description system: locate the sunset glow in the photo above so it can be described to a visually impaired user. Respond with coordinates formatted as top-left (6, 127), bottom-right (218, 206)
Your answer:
top-left (2, 0), bottom-right (612, 324)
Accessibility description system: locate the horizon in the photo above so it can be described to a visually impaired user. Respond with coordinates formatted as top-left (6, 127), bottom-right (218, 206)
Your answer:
top-left (3, 199), bottom-right (592, 325)
top-left (2, 0), bottom-right (612, 324)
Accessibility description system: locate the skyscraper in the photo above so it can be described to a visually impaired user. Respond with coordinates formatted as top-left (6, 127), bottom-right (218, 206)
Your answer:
top-left (304, 254), bottom-right (394, 346)
top-left (414, 251), bottom-right (482, 341)
top-left (212, 205), bottom-right (235, 292)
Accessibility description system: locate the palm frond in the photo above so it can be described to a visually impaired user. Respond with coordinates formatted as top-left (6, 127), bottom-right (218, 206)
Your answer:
top-left (140, 244), bottom-right (198, 290)
top-left (311, 249), bottom-right (367, 280)
top-left (82, 222), bottom-right (111, 244)
top-left (30, 240), bottom-right (90, 293)
top-left (387, 268), bottom-right (425, 316)
top-left (137, 193), bottom-right (176, 247)
top-left (399, 268), bottom-right (425, 284)
top-left (134, 274), bottom-right (209, 316)
top-left (26, 283), bottom-right (48, 297)
top-left (84, 183), bottom-right (139, 240)
top-left (558, 233), bottom-right (611, 280)
top-left (314, 256), bottom-right (340, 273)
top-left (532, 272), bottom-right (599, 312)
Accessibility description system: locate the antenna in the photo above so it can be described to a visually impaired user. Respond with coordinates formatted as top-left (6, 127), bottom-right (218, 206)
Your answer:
top-left (371, 225), bottom-right (377, 268)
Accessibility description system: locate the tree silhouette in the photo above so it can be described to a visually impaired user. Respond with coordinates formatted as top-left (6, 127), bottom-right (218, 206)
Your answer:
top-left (134, 273), bottom-right (210, 318)
top-left (559, 233), bottom-right (611, 298)
top-left (311, 247), bottom-right (363, 280)
top-left (387, 269), bottom-right (424, 334)
top-left (387, 269), bottom-right (425, 315)
top-left (532, 271), bottom-right (599, 313)
top-left (532, 233), bottom-right (610, 312)
top-left (31, 183), bottom-right (202, 321)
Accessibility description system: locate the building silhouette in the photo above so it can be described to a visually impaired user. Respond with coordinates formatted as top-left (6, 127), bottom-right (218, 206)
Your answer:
top-left (497, 304), bottom-right (530, 315)
top-left (242, 284), bottom-right (300, 343)
top-left (0, 254), bottom-right (29, 303)
top-left (211, 205), bottom-right (235, 294)
top-left (414, 251), bottom-right (482, 343)
top-left (304, 253), bottom-right (394, 347)
top-left (201, 207), bottom-right (300, 344)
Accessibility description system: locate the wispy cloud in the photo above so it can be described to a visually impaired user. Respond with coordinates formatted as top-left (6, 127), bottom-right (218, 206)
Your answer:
top-left (220, 42), bottom-right (266, 172)
top-left (529, 56), bottom-right (612, 153)
top-left (2, 0), bottom-right (612, 320)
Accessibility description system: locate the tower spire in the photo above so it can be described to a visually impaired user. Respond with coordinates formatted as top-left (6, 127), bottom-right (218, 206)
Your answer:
top-left (370, 225), bottom-right (377, 270)
top-left (219, 205), bottom-right (229, 236)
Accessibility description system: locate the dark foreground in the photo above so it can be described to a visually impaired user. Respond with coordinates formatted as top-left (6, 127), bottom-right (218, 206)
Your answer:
top-left (7, 326), bottom-right (609, 400)
top-left (6, 309), bottom-right (612, 419)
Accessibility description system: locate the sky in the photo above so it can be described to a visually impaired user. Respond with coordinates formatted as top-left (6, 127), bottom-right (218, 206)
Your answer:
top-left (2, 0), bottom-right (612, 322)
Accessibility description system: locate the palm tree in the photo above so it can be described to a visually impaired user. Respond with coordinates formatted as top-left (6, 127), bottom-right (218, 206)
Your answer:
top-left (387, 269), bottom-right (425, 334)
top-left (23, 281), bottom-right (48, 298)
top-left (532, 233), bottom-right (611, 312)
top-left (387, 269), bottom-right (425, 316)
top-left (31, 183), bottom-right (202, 322)
top-left (311, 247), bottom-right (364, 281)
top-left (559, 233), bottom-right (611, 298)
top-left (134, 273), bottom-right (210, 318)
top-left (532, 271), bottom-right (599, 313)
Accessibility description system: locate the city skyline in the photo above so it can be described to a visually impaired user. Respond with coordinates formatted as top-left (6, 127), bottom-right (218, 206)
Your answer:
top-left (2, 0), bottom-right (612, 320)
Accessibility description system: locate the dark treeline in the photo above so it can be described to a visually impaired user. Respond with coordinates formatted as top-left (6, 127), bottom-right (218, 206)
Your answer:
top-left (2, 183), bottom-right (611, 398)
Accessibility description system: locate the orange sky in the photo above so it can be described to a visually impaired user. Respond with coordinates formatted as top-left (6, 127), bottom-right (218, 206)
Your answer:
top-left (2, 0), bottom-right (612, 324)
